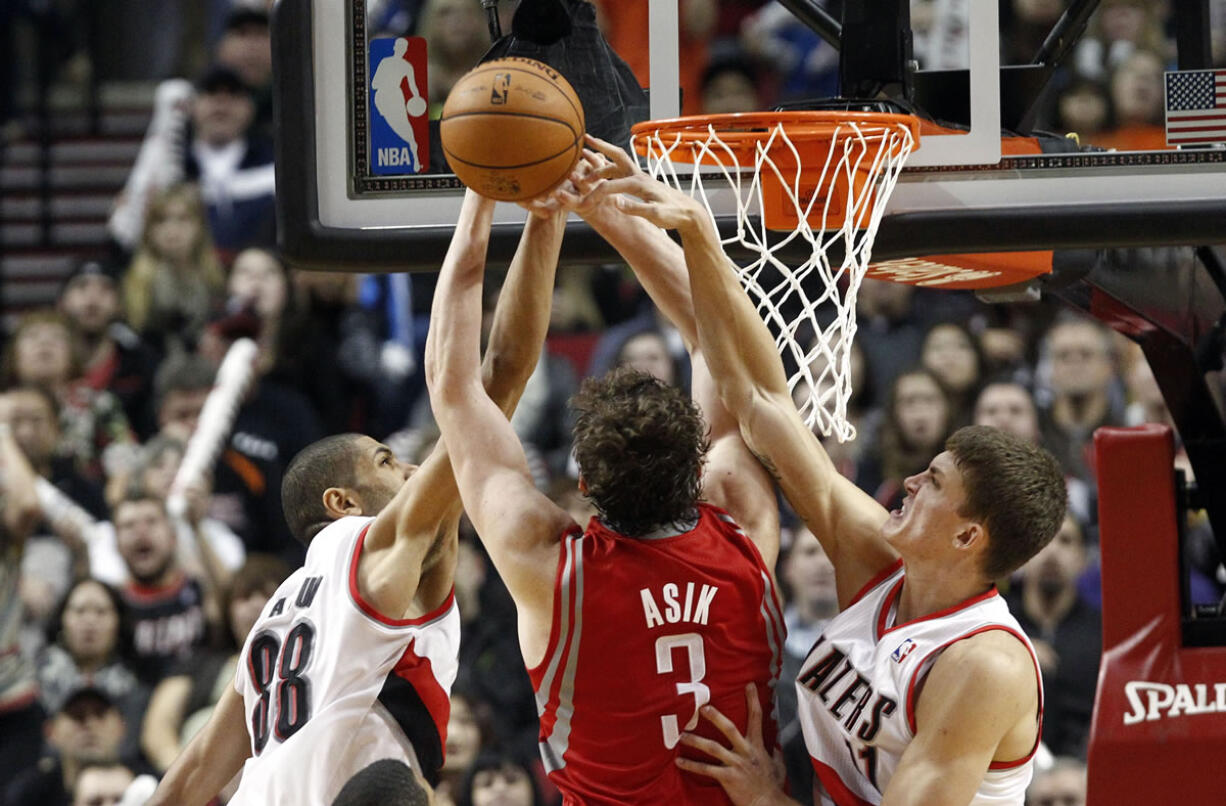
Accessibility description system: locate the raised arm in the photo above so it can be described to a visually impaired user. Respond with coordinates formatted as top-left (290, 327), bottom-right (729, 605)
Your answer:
top-left (551, 152), bottom-right (778, 566)
top-left (362, 192), bottom-right (567, 618)
top-left (424, 190), bottom-right (573, 667)
top-left (0, 396), bottom-right (41, 546)
top-left (146, 683), bottom-right (251, 806)
top-left (582, 137), bottom-right (895, 606)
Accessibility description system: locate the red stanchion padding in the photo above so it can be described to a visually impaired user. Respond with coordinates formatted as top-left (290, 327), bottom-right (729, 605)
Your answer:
top-left (1087, 425), bottom-right (1226, 805)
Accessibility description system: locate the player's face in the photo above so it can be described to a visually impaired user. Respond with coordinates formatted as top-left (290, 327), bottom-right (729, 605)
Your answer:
top-left (61, 581), bottom-right (120, 663)
top-left (114, 500), bottom-right (177, 585)
top-left (354, 437), bottom-right (414, 514)
top-left (881, 451), bottom-right (975, 560)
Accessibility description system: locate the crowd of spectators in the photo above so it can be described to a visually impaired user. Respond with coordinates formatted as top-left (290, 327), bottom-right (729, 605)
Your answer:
top-left (2, 2), bottom-right (1224, 806)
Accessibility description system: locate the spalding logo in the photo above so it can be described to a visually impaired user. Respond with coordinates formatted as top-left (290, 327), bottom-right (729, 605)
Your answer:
top-left (1122, 680), bottom-right (1226, 724)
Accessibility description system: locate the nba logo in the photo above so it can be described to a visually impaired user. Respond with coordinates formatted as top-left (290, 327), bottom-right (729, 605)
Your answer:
top-left (891, 638), bottom-right (917, 663)
top-left (491, 73), bottom-right (510, 105)
top-left (368, 36), bottom-right (430, 175)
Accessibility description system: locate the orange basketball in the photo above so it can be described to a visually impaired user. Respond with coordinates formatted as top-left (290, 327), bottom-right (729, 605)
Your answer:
top-left (440, 58), bottom-right (585, 202)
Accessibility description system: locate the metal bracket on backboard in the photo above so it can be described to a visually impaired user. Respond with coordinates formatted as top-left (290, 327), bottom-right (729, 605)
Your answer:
top-left (906, 2), bottom-right (1001, 167)
top-left (648, 0), bottom-right (681, 120)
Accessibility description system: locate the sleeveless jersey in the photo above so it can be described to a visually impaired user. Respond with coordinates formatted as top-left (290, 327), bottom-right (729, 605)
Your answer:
top-left (530, 503), bottom-right (785, 805)
top-left (122, 573), bottom-right (208, 683)
top-left (796, 560), bottom-right (1042, 806)
top-left (231, 516), bottom-right (460, 805)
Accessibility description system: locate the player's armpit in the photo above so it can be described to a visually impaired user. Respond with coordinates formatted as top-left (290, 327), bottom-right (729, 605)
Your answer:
top-left (147, 684), bottom-right (251, 806)
top-left (881, 632), bottom-right (1039, 806)
top-left (737, 388), bottom-right (896, 608)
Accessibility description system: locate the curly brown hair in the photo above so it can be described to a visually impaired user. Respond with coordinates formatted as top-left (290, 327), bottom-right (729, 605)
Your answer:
top-left (571, 366), bottom-right (709, 537)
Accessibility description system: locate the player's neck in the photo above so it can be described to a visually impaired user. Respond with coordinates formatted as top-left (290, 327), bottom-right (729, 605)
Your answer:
top-left (895, 562), bottom-right (993, 625)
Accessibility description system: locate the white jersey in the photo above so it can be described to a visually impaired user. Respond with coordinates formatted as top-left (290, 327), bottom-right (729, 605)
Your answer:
top-left (797, 560), bottom-right (1041, 806)
top-left (231, 516), bottom-right (460, 805)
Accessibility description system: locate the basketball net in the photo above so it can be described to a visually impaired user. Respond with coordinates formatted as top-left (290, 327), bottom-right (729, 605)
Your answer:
top-left (632, 113), bottom-right (918, 441)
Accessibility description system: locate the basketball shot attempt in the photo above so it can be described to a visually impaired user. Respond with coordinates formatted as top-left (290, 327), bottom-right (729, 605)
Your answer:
top-left (570, 135), bottom-right (1068, 806)
top-left (371, 38), bottom-right (426, 172)
top-left (426, 166), bottom-right (786, 803)
top-left (145, 195), bottom-right (566, 805)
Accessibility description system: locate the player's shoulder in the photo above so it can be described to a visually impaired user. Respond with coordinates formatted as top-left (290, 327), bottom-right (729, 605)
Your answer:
top-left (936, 629), bottom-right (1036, 690)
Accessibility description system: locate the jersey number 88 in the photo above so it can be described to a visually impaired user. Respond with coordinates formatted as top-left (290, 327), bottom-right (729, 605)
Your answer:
top-left (248, 621), bottom-right (316, 753)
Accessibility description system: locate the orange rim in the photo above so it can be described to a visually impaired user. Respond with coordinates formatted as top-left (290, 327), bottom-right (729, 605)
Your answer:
top-left (631, 111), bottom-right (921, 160)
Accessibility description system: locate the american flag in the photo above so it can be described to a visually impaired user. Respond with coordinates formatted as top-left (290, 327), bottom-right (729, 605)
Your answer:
top-left (1165, 69), bottom-right (1226, 145)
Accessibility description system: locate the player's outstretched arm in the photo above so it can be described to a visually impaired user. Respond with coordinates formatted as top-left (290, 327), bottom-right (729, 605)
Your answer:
top-left (146, 684), bottom-right (251, 806)
top-left (580, 136), bottom-right (895, 606)
top-left (362, 193), bottom-right (566, 618)
top-left (424, 190), bottom-right (573, 665)
top-left (881, 632), bottom-right (1039, 806)
top-left (547, 155), bottom-right (779, 565)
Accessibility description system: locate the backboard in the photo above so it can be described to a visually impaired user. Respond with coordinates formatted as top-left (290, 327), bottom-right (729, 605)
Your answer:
top-left (272, 0), bottom-right (1226, 272)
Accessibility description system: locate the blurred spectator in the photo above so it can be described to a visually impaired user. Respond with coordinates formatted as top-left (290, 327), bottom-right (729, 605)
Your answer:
top-left (615, 329), bottom-right (679, 386)
top-left (1004, 0), bottom-right (1067, 65)
top-left (4, 685), bottom-right (129, 806)
top-left (3, 384), bottom-right (108, 521)
top-left (740, 1), bottom-right (839, 103)
top-left (121, 183), bottom-right (227, 355)
top-left (419, 0), bottom-right (491, 113)
top-left (776, 526), bottom-right (838, 806)
top-left (152, 352), bottom-right (214, 440)
top-left (587, 305), bottom-right (690, 391)
top-left (1038, 317), bottom-right (1125, 485)
top-left (974, 381), bottom-right (1041, 444)
top-left (195, 314), bottom-right (324, 562)
top-left (70, 761), bottom-right (136, 806)
top-left (141, 554), bottom-right (288, 772)
top-left (1026, 756), bottom-right (1087, 806)
top-left (228, 248), bottom-right (363, 434)
top-left (186, 65), bottom-right (277, 254)
top-left (437, 688), bottom-right (492, 805)
top-left (594, 0), bottom-right (717, 115)
top-left (0, 392), bottom-right (46, 782)
top-left (58, 259), bottom-right (160, 440)
top-left (700, 55), bottom-right (763, 114)
top-left (2, 311), bottom-right (139, 484)
top-left (113, 489), bottom-right (217, 685)
top-left (1006, 514), bottom-right (1102, 759)
top-left (1074, 0), bottom-right (1170, 83)
top-left (1052, 78), bottom-right (1114, 146)
top-left (214, 8), bottom-right (273, 136)
top-left (37, 579), bottom-right (148, 763)
top-left (1097, 49), bottom-right (1169, 151)
top-left (854, 279), bottom-right (924, 408)
top-left (920, 322), bottom-right (985, 427)
top-left (458, 751), bottom-right (544, 806)
top-left (856, 368), bottom-right (953, 508)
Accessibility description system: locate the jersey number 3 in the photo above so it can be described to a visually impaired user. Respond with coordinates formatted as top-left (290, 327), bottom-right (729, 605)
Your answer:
top-left (248, 622), bottom-right (316, 753)
top-left (655, 633), bottom-right (710, 749)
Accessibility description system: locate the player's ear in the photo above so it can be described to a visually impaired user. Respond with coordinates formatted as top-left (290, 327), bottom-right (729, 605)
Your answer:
top-left (577, 474), bottom-right (588, 495)
top-left (953, 521), bottom-right (985, 553)
top-left (322, 487), bottom-right (363, 519)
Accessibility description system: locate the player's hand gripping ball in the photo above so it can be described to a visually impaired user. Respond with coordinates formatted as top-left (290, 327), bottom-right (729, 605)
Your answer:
top-left (440, 58), bottom-right (585, 202)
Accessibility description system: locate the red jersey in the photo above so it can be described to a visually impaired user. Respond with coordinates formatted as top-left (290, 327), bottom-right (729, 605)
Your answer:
top-left (529, 503), bottom-right (784, 805)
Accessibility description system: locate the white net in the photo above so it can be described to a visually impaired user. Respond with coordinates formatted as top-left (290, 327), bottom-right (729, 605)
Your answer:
top-left (633, 116), bottom-right (916, 442)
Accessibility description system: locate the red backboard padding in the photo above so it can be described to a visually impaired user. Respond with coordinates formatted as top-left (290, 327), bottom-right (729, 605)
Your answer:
top-left (1087, 425), bottom-right (1226, 805)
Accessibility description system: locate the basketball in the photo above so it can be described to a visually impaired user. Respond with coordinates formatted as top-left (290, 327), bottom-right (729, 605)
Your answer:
top-left (440, 58), bottom-right (585, 202)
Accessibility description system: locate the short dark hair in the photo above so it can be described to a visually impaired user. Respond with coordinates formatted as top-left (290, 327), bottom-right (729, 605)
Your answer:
top-left (946, 425), bottom-right (1068, 579)
top-left (571, 366), bottom-right (708, 537)
top-left (281, 434), bottom-right (364, 545)
top-left (459, 752), bottom-right (542, 806)
top-left (332, 759), bottom-right (429, 806)
top-left (153, 353), bottom-right (216, 413)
